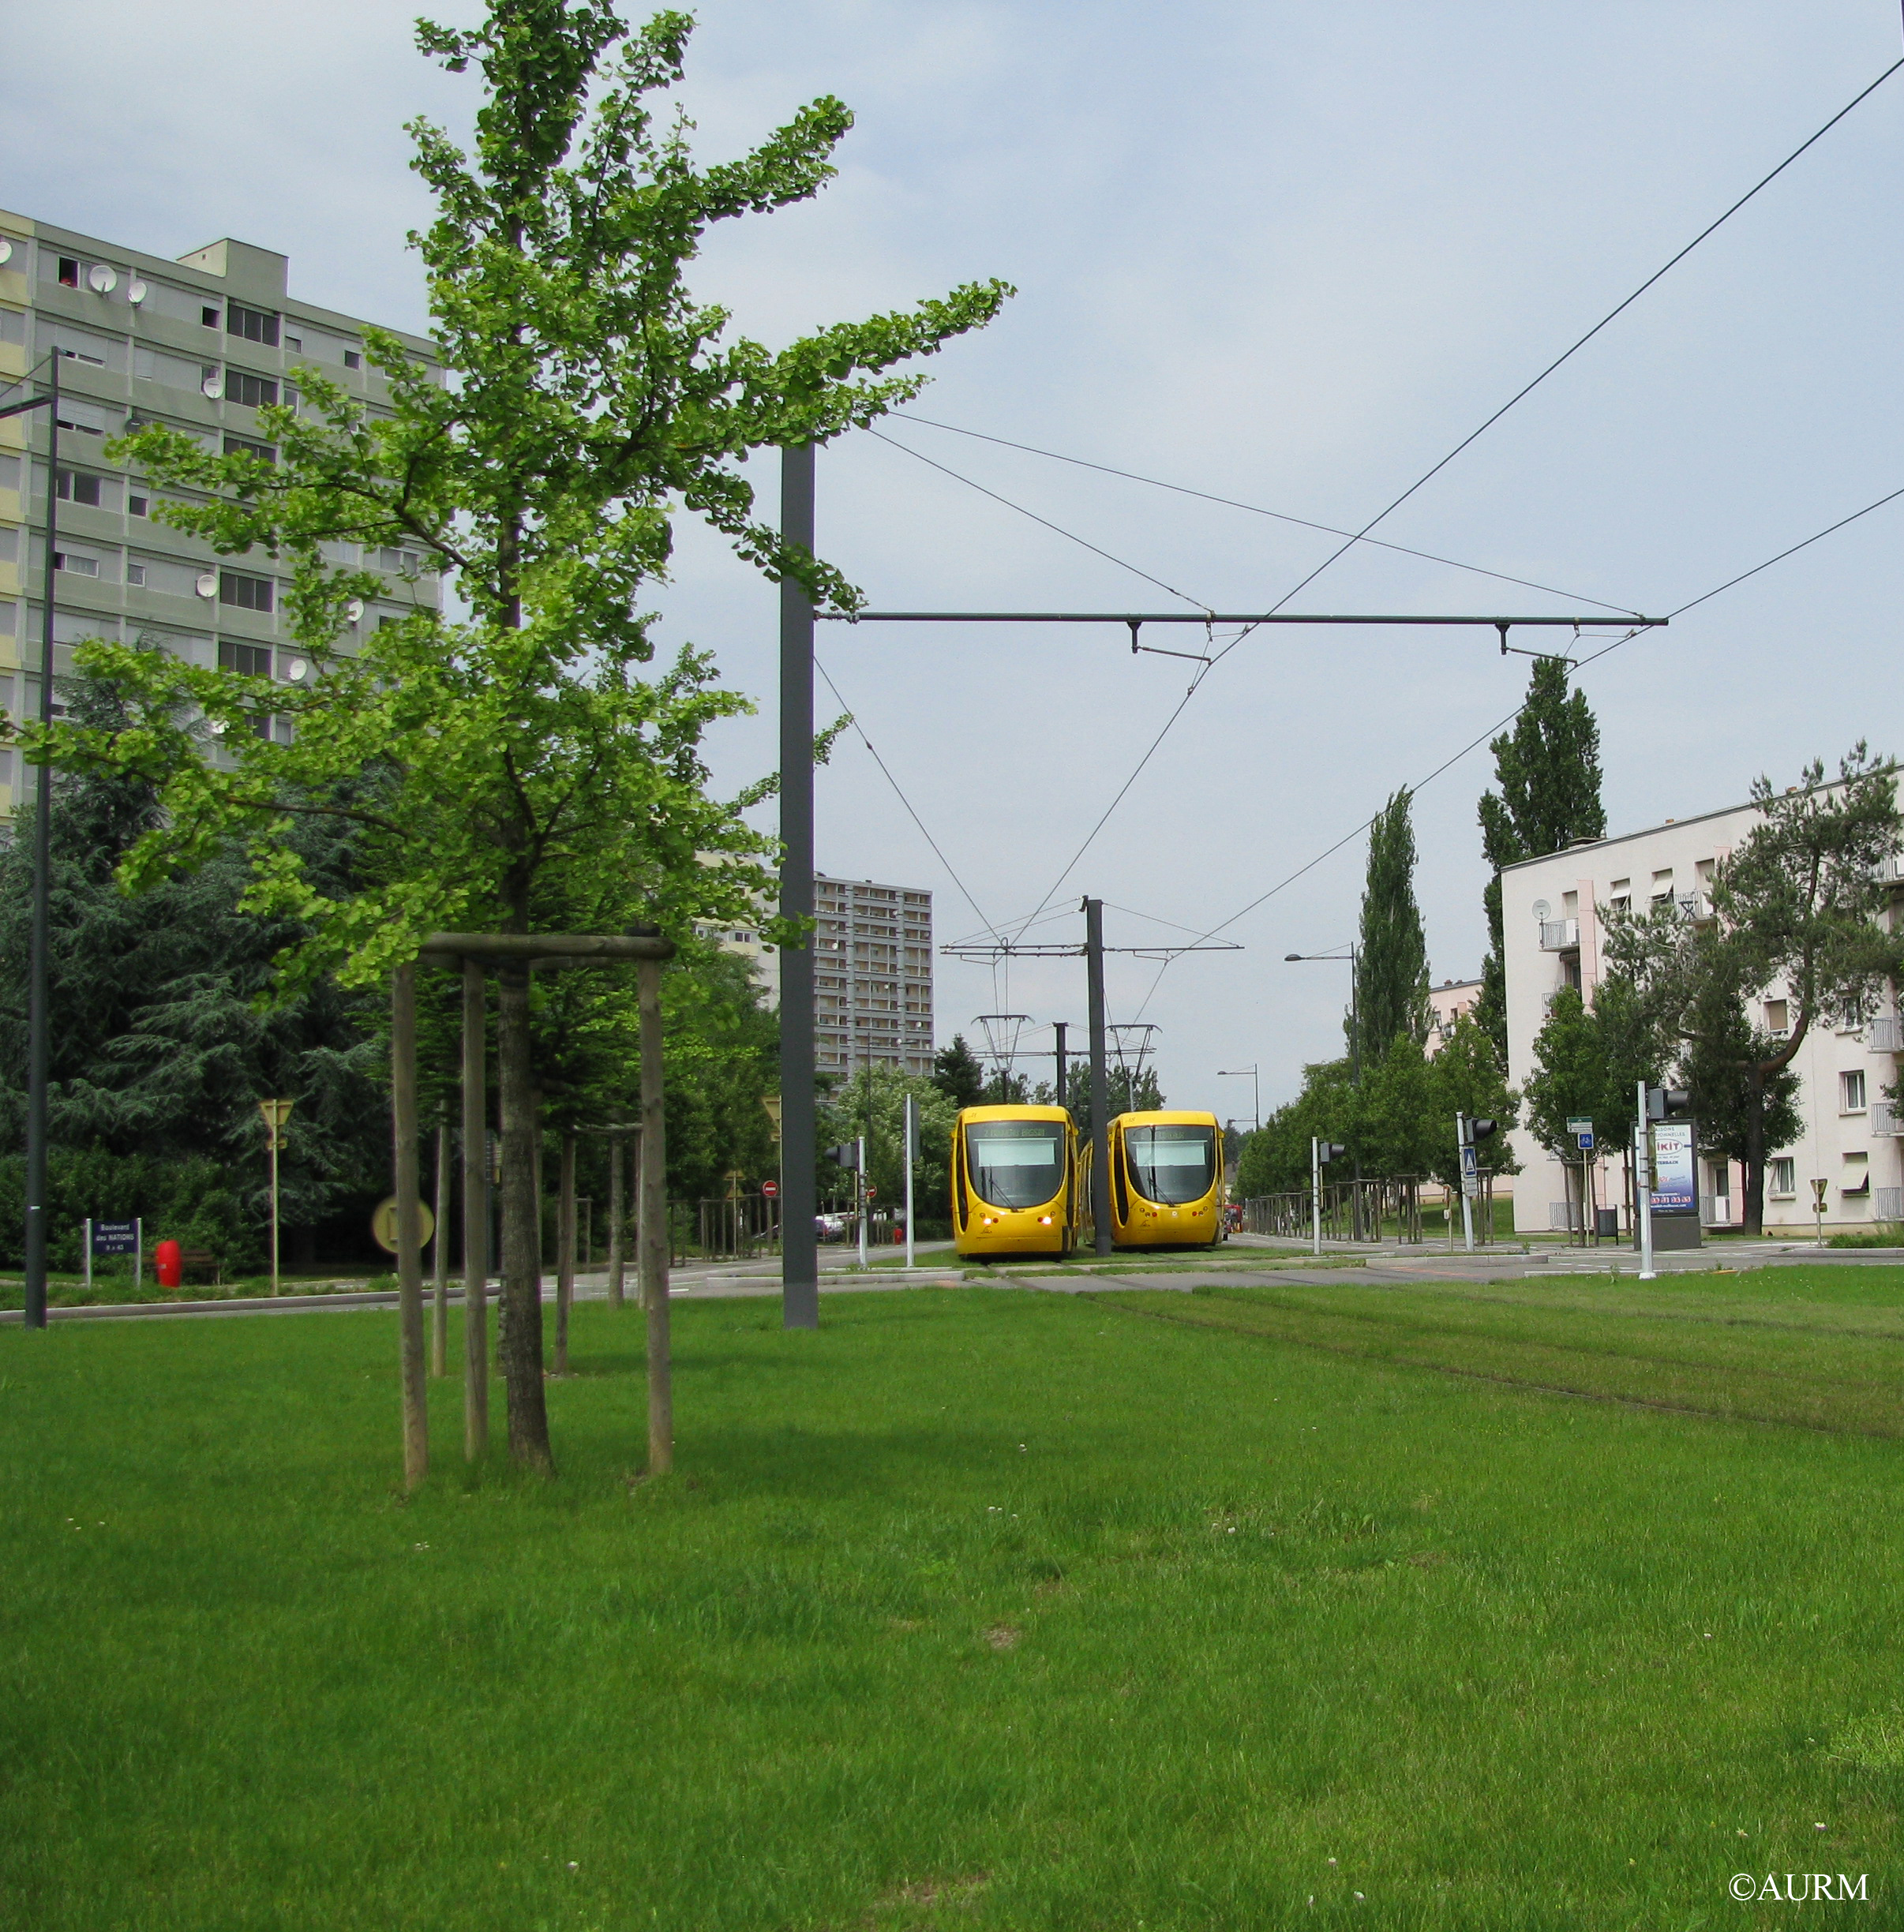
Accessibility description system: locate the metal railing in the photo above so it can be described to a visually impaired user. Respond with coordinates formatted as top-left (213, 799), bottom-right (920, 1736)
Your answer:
top-left (1868, 1016), bottom-right (1903, 1054)
top-left (1539, 919), bottom-right (1580, 952)
top-left (1242, 1176), bottom-right (1471, 1245)
top-left (1872, 1101), bottom-right (1902, 1139)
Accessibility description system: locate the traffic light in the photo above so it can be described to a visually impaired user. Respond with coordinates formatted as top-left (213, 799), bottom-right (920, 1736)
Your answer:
top-left (826, 1143), bottom-right (860, 1170)
top-left (1645, 1088), bottom-right (1691, 1121)
top-left (1318, 1142), bottom-right (1347, 1164)
top-left (1469, 1118), bottom-right (1498, 1144)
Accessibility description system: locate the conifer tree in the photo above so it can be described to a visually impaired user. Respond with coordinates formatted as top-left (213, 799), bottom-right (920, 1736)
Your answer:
top-left (1355, 788), bottom-right (1431, 1056)
top-left (1475, 658), bottom-right (1606, 1053)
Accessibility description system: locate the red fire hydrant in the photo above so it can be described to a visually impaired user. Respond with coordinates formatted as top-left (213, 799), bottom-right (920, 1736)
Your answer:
top-left (154, 1239), bottom-right (183, 1289)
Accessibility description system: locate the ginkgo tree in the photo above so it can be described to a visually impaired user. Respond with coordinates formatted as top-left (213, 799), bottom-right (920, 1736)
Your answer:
top-left (19, 2), bottom-right (1009, 1472)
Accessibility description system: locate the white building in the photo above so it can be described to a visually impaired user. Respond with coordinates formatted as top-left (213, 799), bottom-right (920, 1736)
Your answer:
top-left (1501, 799), bottom-right (1903, 1235)
top-left (1426, 976), bottom-right (1482, 1056)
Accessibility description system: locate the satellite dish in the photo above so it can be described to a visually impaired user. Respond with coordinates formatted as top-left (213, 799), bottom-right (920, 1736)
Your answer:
top-left (127, 277), bottom-right (148, 305)
top-left (87, 264), bottom-right (118, 294)
top-left (1531, 899), bottom-right (1551, 922)
top-left (201, 373), bottom-right (223, 399)
top-left (344, 599), bottom-right (364, 624)
top-left (0, 240), bottom-right (13, 266)
top-left (195, 571), bottom-right (218, 599)
top-left (284, 658), bottom-right (309, 683)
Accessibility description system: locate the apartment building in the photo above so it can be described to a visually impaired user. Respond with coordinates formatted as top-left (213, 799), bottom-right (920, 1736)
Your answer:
top-left (1501, 799), bottom-right (1904, 1234)
top-left (814, 874), bottom-right (934, 1077)
top-left (1426, 976), bottom-right (1481, 1056)
top-left (0, 209), bottom-right (440, 806)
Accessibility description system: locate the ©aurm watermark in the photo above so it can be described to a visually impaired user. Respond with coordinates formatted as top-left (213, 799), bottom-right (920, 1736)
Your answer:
top-left (1730, 1872), bottom-right (1868, 1903)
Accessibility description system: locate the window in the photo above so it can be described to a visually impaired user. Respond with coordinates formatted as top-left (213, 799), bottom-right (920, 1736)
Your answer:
top-left (284, 333), bottom-right (302, 352)
top-left (1769, 1158), bottom-right (1797, 1197)
top-left (224, 370), bottom-right (278, 409)
top-left (58, 256), bottom-right (80, 287)
top-left (343, 349), bottom-right (362, 371)
top-left (55, 470), bottom-right (103, 507)
top-left (1764, 998), bottom-right (1790, 1039)
top-left (129, 494), bottom-right (148, 518)
top-left (218, 570), bottom-right (273, 612)
top-left (56, 343), bottom-right (106, 368)
top-left (1842, 1069), bottom-right (1867, 1114)
top-left (218, 639), bottom-right (272, 676)
top-left (126, 563), bottom-right (146, 587)
top-left (223, 435), bottom-right (276, 465)
top-left (226, 301), bottom-right (280, 347)
top-left (53, 552), bottom-right (99, 576)
top-left (201, 304), bottom-right (219, 328)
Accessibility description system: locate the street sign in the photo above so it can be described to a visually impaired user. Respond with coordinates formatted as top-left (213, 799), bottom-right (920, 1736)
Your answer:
top-left (1576, 1131), bottom-right (1595, 1151)
top-left (1460, 1142), bottom-right (1479, 1199)
top-left (1565, 1117), bottom-right (1593, 1136)
top-left (762, 1180), bottom-right (779, 1198)
top-left (91, 1221), bottom-right (137, 1256)
top-left (864, 1184), bottom-right (877, 1200)
top-left (371, 1196), bottom-right (437, 1256)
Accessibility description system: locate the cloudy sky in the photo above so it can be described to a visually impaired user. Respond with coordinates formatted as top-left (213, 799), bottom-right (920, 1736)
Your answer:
top-left (6, 2), bottom-right (1902, 1118)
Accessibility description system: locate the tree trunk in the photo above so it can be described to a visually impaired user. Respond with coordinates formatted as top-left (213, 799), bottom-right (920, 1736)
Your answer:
top-left (461, 957), bottom-right (490, 1462)
top-left (431, 1109), bottom-right (451, 1380)
top-left (555, 1129), bottom-right (575, 1376)
top-left (1743, 1063), bottom-right (1767, 1237)
top-left (390, 962), bottom-right (429, 1492)
top-left (496, 962), bottom-right (554, 1473)
top-left (607, 1130), bottom-right (625, 1310)
top-left (639, 958), bottom-right (671, 1473)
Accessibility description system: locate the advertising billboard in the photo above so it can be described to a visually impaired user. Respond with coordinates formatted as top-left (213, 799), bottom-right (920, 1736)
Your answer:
top-left (1650, 1121), bottom-right (1696, 1216)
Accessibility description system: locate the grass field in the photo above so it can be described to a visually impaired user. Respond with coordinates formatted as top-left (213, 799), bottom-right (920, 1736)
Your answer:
top-left (2, 1269), bottom-right (1900, 1928)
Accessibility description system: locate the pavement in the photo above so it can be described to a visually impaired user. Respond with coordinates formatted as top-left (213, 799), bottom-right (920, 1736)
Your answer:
top-left (5, 1234), bottom-right (1896, 1324)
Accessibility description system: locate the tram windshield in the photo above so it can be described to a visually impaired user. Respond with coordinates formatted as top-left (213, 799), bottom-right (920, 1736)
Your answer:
top-left (965, 1121), bottom-right (1064, 1208)
top-left (1124, 1124), bottom-right (1216, 1205)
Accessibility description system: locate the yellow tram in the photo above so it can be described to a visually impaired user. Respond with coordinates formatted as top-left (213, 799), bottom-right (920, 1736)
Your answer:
top-left (1096, 1109), bottom-right (1225, 1249)
top-left (950, 1105), bottom-right (1078, 1258)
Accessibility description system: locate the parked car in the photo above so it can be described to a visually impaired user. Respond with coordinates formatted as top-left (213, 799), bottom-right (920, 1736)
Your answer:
top-left (815, 1212), bottom-right (849, 1242)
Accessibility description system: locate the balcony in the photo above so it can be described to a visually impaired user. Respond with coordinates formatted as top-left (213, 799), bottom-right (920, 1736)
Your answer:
top-left (1539, 919), bottom-right (1580, 952)
top-left (1872, 1100), bottom-right (1902, 1138)
top-left (1869, 852), bottom-right (1904, 886)
top-left (1868, 1017), bottom-right (1904, 1054)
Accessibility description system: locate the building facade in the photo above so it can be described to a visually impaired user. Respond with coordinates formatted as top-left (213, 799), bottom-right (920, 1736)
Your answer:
top-left (0, 210), bottom-right (440, 807)
top-left (814, 874), bottom-right (934, 1077)
top-left (1501, 800), bottom-right (1903, 1234)
top-left (1426, 976), bottom-right (1482, 1055)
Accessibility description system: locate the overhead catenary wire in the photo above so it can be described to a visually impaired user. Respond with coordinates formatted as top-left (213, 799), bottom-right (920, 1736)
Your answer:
top-left (998, 54), bottom-right (1904, 927)
top-left (864, 428), bottom-right (1212, 612)
top-left (1128, 470), bottom-right (1904, 1021)
top-left (891, 412), bottom-right (1645, 617)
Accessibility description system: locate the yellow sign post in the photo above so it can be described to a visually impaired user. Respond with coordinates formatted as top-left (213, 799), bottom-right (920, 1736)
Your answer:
top-left (257, 1099), bottom-right (295, 1296)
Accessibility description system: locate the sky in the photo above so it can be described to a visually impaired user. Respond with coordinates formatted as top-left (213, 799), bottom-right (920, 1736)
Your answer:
top-left (6, 1), bottom-right (1903, 1122)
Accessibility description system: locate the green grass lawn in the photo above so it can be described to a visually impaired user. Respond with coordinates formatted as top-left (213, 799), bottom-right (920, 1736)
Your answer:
top-left (2, 1272), bottom-right (1900, 1928)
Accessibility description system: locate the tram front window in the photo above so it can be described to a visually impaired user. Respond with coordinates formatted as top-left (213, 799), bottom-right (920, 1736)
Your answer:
top-left (1125, 1125), bottom-right (1216, 1204)
top-left (965, 1123), bottom-right (1063, 1208)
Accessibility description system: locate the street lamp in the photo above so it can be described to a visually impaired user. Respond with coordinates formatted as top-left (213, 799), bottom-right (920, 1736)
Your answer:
top-left (1, 354), bottom-right (65, 1331)
top-left (1216, 1064), bottom-right (1260, 1130)
top-left (1286, 946), bottom-right (1363, 1232)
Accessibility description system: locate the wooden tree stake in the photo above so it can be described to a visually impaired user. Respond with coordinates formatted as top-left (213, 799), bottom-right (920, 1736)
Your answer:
top-left (391, 961), bottom-right (429, 1492)
top-left (639, 957), bottom-right (671, 1473)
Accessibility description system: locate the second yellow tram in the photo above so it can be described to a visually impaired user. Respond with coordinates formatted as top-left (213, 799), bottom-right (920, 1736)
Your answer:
top-left (951, 1105), bottom-right (1078, 1258)
top-left (1097, 1109), bottom-right (1225, 1248)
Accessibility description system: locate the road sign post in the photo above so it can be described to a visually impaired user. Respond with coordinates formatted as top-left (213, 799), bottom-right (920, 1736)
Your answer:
top-left (258, 1099), bottom-right (295, 1296)
top-left (902, 1091), bottom-right (919, 1271)
top-left (1636, 1080), bottom-right (1655, 1279)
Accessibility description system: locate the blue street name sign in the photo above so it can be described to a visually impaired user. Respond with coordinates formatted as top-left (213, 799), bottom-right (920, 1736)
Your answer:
top-left (91, 1221), bottom-right (138, 1256)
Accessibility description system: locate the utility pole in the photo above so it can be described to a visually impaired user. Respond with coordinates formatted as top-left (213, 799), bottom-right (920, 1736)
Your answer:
top-left (1456, 1112), bottom-right (1475, 1253)
top-left (856, 1133), bottom-right (868, 1270)
top-left (1053, 1020), bottom-right (1067, 1111)
top-left (903, 1092), bottom-right (917, 1270)
top-left (1083, 898), bottom-right (1113, 1256)
top-left (1311, 1135), bottom-right (1322, 1256)
top-left (779, 442), bottom-right (819, 1329)
top-left (1636, 1079), bottom-right (1655, 1279)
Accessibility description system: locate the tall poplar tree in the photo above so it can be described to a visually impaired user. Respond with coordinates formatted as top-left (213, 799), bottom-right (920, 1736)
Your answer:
top-left (1355, 787), bottom-right (1430, 1056)
top-left (1475, 657), bottom-right (1606, 1053)
top-left (24, 4), bottom-right (1009, 1473)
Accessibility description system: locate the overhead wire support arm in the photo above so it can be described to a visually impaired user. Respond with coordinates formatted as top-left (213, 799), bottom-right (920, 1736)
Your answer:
top-left (823, 609), bottom-right (1666, 638)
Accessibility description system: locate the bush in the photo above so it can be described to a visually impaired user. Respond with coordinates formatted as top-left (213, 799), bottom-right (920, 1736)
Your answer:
top-left (0, 1150), bottom-right (261, 1275)
top-left (1827, 1225), bottom-right (1904, 1249)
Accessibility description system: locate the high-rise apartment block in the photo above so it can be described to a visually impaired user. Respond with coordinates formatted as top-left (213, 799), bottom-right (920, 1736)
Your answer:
top-left (0, 210), bottom-right (440, 807)
top-left (815, 874), bottom-right (934, 1076)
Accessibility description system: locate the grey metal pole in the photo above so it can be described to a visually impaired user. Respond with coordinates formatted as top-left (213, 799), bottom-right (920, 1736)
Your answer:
top-left (856, 1133), bottom-right (868, 1269)
top-left (460, 957), bottom-right (489, 1461)
top-left (1348, 942), bottom-right (1363, 1236)
top-left (1085, 897), bottom-right (1113, 1255)
top-left (606, 1131), bottom-right (625, 1309)
top-left (1457, 1112), bottom-right (1475, 1253)
top-left (1311, 1136), bottom-right (1321, 1255)
top-left (779, 442), bottom-right (819, 1328)
top-left (1053, 1020), bottom-right (1068, 1113)
top-left (22, 355), bottom-right (59, 1331)
top-left (638, 957), bottom-right (672, 1472)
top-left (1636, 1080), bottom-right (1655, 1279)
top-left (903, 1093), bottom-right (916, 1270)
